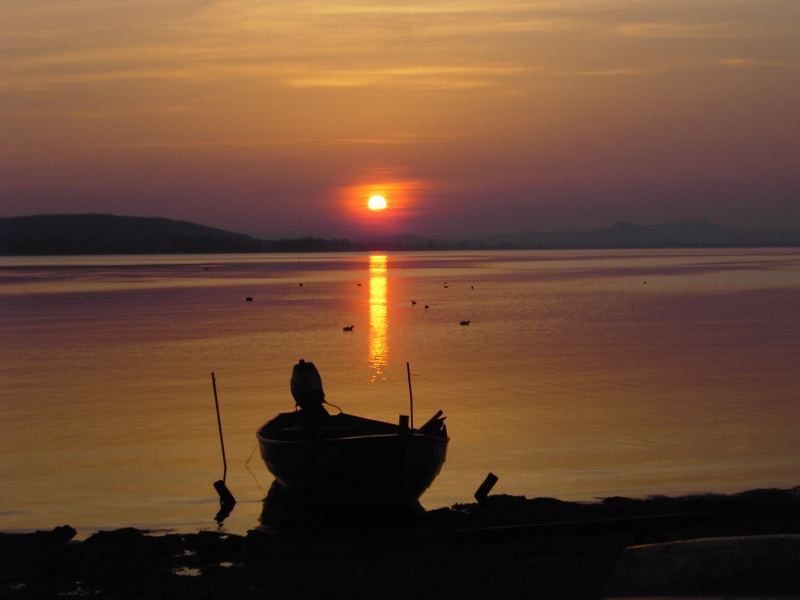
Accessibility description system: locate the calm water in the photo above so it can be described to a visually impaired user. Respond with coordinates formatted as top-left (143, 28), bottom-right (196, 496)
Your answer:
top-left (1, 249), bottom-right (799, 536)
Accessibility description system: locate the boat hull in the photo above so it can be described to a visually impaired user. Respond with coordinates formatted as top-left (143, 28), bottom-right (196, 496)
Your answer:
top-left (257, 429), bottom-right (448, 508)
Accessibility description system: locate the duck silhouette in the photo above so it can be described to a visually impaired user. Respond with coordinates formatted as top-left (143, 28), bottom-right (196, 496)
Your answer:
top-left (342, 324), bottom-right (354, 332)
top-left (459, 320), bottom-right (471, 326)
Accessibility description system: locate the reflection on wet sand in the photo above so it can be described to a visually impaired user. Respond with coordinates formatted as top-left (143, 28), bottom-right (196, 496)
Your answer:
top-left (259, 480), bottom-right (423, 530)
top-left (368, 255), bottom-right (388, 381)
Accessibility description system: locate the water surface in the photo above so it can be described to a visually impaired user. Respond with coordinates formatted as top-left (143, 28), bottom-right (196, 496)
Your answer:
top-left (1, 249), bottom-right (799, 536)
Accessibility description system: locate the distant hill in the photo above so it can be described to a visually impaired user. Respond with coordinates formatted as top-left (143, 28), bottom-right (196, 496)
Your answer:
top-left (470, 219), bottom-right (800, 249)
top-left (0, 214), bottom-right (373, 255)
top-left (0, 214), bottom-right (265, 255)
top-left (1, 214), bottom-right (799, 255)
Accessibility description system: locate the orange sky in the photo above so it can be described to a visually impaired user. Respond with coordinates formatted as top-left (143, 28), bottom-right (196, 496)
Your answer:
top-left (1, 1), bottom-right (799, 237)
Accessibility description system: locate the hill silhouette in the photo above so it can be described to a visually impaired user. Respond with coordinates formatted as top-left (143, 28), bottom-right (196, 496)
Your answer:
top-left (0, 214), bottom-right (265, 254)
top-left (1, 214), bottom-right (799, 255)
top-left (472, 219), bottom-right (800, 249)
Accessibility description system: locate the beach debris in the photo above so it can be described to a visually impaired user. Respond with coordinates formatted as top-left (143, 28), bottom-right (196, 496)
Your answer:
top-left (342, 324), bottom-right (354, 332)
top-left (1, 525), bottom-right (77, 547)
top-left (172, 567), bottom-right (202, 577)
top-left (459, 320), bottom-right (471, 326)
top-left (447, 511), bottom-right (709, 542)
top-left (474, 472), bottom-right (499, 504)
top-left (604, 534), bottom-right (800, 598)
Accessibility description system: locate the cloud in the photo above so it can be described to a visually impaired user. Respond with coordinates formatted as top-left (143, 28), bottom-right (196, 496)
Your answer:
top-left (558, 66), bottom-right (666, 78)
top-left (19, 132), bottom-right (455, 152)
top-left (284, 64), bottom-right (526, 89)
top-left (3, 0), bottom-right (798, 94)
top-left (331, 133), bottom-right (457, 145)
top-left (719, 57), bottom-right (795, 69)
top-left (613, 20), bottom-right (758, 39)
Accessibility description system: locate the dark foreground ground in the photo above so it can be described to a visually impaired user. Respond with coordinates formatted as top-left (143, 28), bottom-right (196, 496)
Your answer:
top-left (2, 486), bottom-right (800, 599)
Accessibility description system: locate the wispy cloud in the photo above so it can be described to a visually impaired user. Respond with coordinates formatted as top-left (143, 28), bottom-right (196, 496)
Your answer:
top-left (559, 66), bottom-right (666, 78)
top-left (3, 0), bottom-right (798, 93)
top-left (0, 60), bottom-right (527, 92)
top-left (285, 65), bottom-right (526, 89)
top-left (1, 104), bottom-right (197, 121)
top-left (331, 133), bottom-right (457, 145)
top-left (719, 57), bottom-right (795, 69)
top-left (25, 132), bottom-right (455, 152)
top-left (613, 20), bottom-right (760, 39)
top-left (550, 57), bottom-right (798, 79)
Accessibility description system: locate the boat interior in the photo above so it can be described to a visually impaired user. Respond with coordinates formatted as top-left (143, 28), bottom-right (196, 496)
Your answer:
top-left (260, 411), bottom-right (402, 441)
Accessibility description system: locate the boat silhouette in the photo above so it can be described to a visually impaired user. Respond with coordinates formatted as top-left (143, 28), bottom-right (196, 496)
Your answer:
top-left (257, 360), bottom-right (448, 508)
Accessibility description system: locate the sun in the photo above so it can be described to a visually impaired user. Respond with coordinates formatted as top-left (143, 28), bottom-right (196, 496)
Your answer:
top-left (367, 195), bottom-right (388, 211)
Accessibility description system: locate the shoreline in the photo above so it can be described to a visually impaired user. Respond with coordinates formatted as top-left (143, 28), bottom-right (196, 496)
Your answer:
top-left (3, 485), bottom-right (799, 598)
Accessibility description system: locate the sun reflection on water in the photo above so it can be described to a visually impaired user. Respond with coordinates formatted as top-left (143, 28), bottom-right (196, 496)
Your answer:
top-left (368, 255), bottom-right (388, 381)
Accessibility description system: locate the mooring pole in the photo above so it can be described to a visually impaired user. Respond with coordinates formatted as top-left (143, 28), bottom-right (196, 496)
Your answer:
top-left (211, 372), bottom-right (236, 523)
top-left (406, 362), bottom-right (414, 430)
top-left (212, 372), bottom-right (228, 483)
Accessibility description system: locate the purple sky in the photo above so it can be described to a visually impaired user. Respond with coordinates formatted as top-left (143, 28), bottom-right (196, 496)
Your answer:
top-left (2, 1), bottom-right (799, 238)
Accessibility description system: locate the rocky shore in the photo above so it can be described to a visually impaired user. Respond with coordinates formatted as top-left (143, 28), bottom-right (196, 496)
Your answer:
top-left (2, 486), bottom-right (799, 599)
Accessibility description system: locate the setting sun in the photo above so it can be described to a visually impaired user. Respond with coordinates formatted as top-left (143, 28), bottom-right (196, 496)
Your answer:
top-left (367, 195), bottom-right (387, 211)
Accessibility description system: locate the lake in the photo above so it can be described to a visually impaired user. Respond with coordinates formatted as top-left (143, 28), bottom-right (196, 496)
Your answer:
top-left (1, 248), bottom-right (799, 537)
